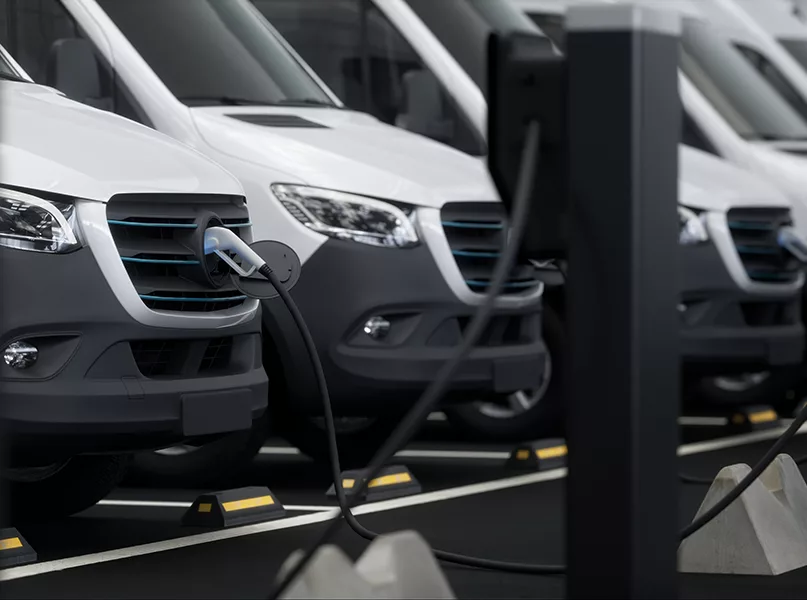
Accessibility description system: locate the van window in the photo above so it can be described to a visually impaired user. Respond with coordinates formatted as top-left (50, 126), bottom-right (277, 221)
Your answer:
top-left (404, 0), bottom-right (547, 99)
top-left (735, 42), bottom-right (807, 124)
top-left (526, 11), bottom-right (720, 155)
top-left (0, 0), bottom-right (149, 124)
top-left (779, 37), bottom-right (807, 76)
top-left (680, 19), bottom-right (807, 142)
top-left (97, 0), bottom-right (335, 109)
top-left (251, 0), bottom-right (486, 156)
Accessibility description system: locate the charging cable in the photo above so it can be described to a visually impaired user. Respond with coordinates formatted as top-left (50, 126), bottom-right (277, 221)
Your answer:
top-left (205, 121), bottom-right (807, 597)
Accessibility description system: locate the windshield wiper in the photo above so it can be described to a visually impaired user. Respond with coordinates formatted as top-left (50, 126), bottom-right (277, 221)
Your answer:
top-left (0, 72), bottom-right (30, 84)
top-left (274, 98), bottom-right (340, 108)
top-left (178, 95), bottom-right (341, 109)
top-left (177, 95), bottom-right (277, 106)
top-left (743, 132), bottom-right (807, 142)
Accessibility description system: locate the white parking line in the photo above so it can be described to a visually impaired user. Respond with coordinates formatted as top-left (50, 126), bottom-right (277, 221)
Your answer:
top-left (677, 416), bottom-right (728, 427)
top-left (0, 469), bottom-right (566, 582)
top-left (259, 422), bottom-right (805, 461)
top-left (96, 500), bottom-right (334, 512)
top-left (257, 446), bottom-right (511, 460)
top-left (4, 422), bottom-right (805, 581)
top-left (677, 422), bottom-right (806, 456)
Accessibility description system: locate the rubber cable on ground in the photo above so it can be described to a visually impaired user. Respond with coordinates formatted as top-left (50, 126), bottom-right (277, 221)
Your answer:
top-left (255, 117), bottom-right (807, 597)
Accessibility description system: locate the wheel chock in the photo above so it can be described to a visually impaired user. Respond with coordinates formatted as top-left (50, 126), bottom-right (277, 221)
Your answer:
top-left (277, 530), bottom-right (455, 599)
top-left (728, 405), bottom-right (780, 432)
top-left (326, 465), bottom-right (421, 504)
top-left (505, 438), bottom-right (567, 471)
top-left (0, 528), bottom-right (37, 569)
top-left (181, 486), bottom-right (286, 529)
top-left (679, 454), bottom-right (807, 575)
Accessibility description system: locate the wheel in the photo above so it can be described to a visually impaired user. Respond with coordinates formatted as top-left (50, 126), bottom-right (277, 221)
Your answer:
top-left (691, 366), bottom-right (805, 416)
top-left (444, 303), bottom-right (565, 443)
top-left (125, 411), bottom-right (269, 487)
top-left (5, 454), bottom-right (129, 524)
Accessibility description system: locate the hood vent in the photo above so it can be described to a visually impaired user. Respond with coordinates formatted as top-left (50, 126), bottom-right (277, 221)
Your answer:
top-left (780, 148), bottom-right (807, 157)
top-left (226, 114), bottom-right (329, 129)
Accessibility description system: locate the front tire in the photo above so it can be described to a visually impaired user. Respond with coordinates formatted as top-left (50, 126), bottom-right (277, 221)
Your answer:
top-left (125, 415), bottom-right (268, 487)
top-left (691, 367), bottom-right (804, 416)
top-left (6, 455), bottom-right (129, 524)
top-left (444, 304), bottom-right (565, 443)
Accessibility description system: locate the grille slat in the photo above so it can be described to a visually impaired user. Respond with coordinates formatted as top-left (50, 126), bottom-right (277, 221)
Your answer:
top-left (107, 194), bottom-right (251, 313)
top-left (726, 208), bottom-right (801, 285)
top-left (441, 202), bottom-right (541, 295)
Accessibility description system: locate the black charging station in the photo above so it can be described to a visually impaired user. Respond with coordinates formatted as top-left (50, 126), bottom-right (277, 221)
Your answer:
top-left (488, 4), bottom-right (682, 598)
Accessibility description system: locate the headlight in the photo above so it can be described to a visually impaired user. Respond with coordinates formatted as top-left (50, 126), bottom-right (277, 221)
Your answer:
top-left (678, 206), bottom-right (709, 245)
top-left (0, 187), bottom-right (82, 253)
top-left (272, 184), bottom-right (419, 248)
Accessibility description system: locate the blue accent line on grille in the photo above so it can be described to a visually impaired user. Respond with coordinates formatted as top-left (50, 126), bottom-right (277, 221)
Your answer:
top-left (746, 271), bottom-right (795, 281)
top-left (452, 250), bottom-right (501, 258)
top-left (465, 279), bottom-right (539, 289)
top-left (122, 257), bottom-right (201, 265)
top-left (728, 221), bottom-right (775, 231)
top-left (108, 219), bottom-right (198, 228)
top-left (108, 220), bottom-right (251, 229)
top-left (442, 220), bottom-right (503, 230)
top-left (735, 245), bottom-right (779, 255)
top-left (139, 294), bottom-right (248, 303)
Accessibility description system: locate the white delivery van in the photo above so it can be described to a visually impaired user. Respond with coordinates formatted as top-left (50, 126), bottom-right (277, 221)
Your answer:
top-left (508, 0), bottom-right (807, 415)
top-left (0, 0), bottom-right (549, 478)
top-left (0, 43), bottom-right (268, 521)
top-left (255, 0), bottom-right (807, 439)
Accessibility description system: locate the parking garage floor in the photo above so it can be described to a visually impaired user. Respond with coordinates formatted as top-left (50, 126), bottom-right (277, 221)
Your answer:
top-left (2, 415), bottom-right (807, 599)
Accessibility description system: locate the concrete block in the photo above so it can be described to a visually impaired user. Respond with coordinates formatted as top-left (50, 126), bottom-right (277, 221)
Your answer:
top-left (356, 531), bottom-right (455, 599)
top-left (278, 546), bottom-right (375, 599)
top-left (760, 454), bottom-right (807, 542)
top-left (678, 459), bottom-right (807, 575)
top-left (278, 531), bottom-right (455, 599)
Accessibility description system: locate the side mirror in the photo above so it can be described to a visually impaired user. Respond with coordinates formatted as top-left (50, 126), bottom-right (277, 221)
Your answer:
top-left (46, 38), bottom-right (111, 110)
top-left (233, 240), bottom-right (302, 300)
top-left (395, 69), bottom-right (454, 143)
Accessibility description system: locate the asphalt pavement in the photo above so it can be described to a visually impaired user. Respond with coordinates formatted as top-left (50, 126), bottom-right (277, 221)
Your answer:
top-left (2, 414), bottom-right (807, 599)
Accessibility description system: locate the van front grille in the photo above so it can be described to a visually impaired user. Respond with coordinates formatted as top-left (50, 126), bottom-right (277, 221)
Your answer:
top-left (440, 202), bottom-right (541, 294)
top-left (726, 208), bottom-right (801, 284)
top-left (106, 193), bottom-right (252, 313)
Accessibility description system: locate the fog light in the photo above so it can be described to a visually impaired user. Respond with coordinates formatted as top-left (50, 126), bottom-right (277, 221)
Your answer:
top-left (363, 316), bottom-right (391, 340)
top-left (3, 341), bottom-right (38, 369)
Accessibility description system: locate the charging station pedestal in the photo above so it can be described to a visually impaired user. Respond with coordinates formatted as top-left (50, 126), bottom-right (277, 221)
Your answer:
top-left (564, 5), bottom-right (681, 598)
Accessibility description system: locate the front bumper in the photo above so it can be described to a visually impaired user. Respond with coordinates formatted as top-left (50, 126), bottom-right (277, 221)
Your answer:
top-left (679, 240), bottom-right (804, 375)
top-left (261, 240), bottom-right (547, 416)
top-left (0, 246), bottom-right (268, 464)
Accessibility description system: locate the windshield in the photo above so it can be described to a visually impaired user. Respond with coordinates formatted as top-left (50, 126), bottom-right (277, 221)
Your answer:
top-left (404, 0), bottom-right (546, 97)
top-left (251, 0), bottom-right (486, 156)
top-left (96, 0), bottom-right (334, 107)
top-left (781, 38), bottom-right (807, 73)
top-left (680, 19), bottom-right (807, 141)
top-left (0, 50), bottom-right (22, 80)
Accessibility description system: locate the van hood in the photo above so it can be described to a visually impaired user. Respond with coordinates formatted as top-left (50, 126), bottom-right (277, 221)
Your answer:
top-left (190, 106), bottom-right (499, 208)
top-left (679, 145), bottom-right (791, 211)
top-left (0, 82), bottom-right (243, 202)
